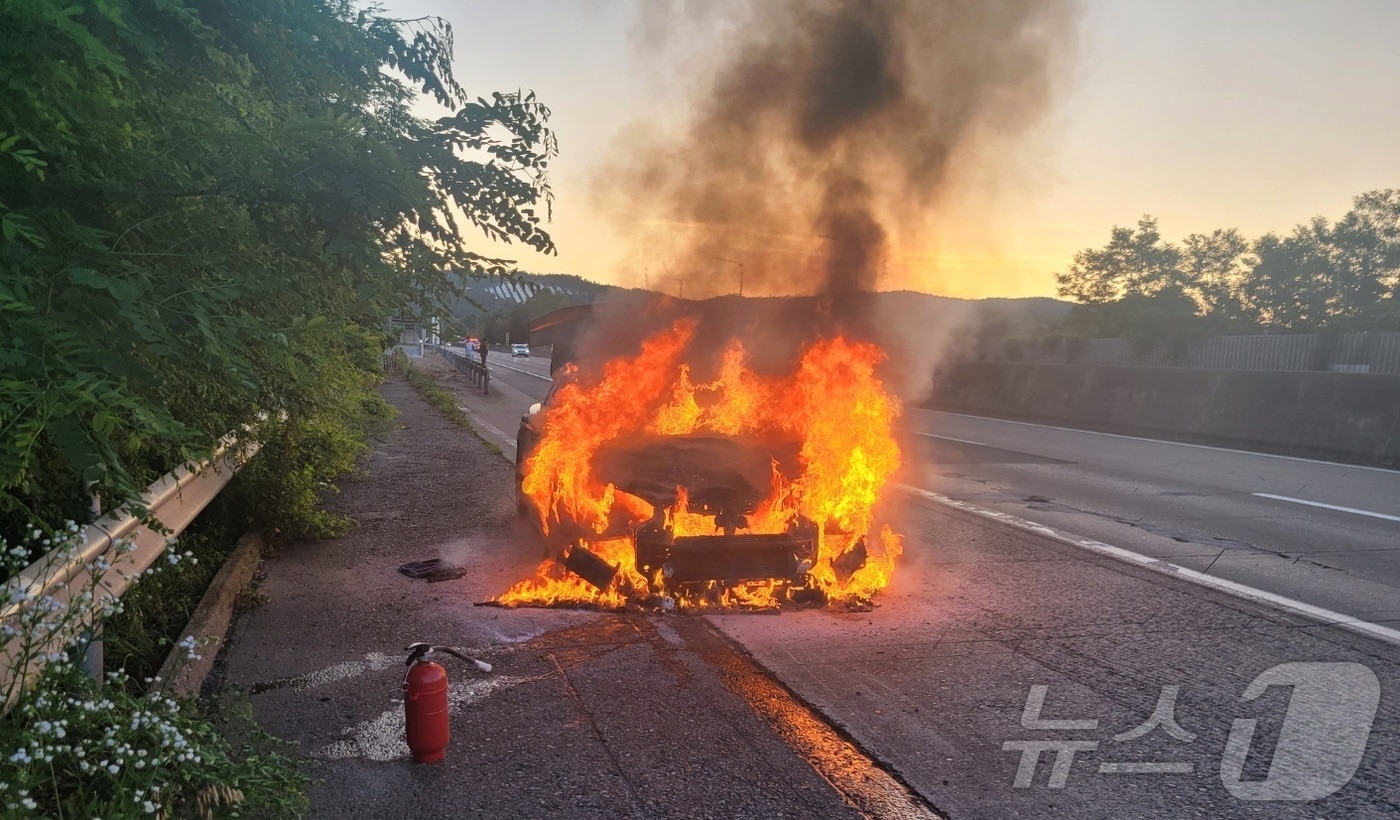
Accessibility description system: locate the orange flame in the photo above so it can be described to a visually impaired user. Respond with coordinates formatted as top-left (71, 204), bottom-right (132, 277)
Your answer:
top-left (497, 321), bottom-right (903, 609)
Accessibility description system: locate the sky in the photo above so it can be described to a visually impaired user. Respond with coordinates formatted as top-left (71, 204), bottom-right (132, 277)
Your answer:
top-left (382, 0), bottom-right (1400, 300)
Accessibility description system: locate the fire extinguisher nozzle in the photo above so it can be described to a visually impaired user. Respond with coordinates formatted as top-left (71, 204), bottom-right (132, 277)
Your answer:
top-left (474, 659), bottom-right (493, 673)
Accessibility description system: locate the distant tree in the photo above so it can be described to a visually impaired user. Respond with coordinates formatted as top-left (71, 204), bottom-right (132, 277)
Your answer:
top-left (1237, 191), bottom-right (1399, 331)
top-left (1060, 290), bottom-right (1201, 340)
top-left (507, 305), bottom-right (532, 343)
top-left (1051, 190), bottom-right (1400, 339)
top-left (1331, 189), bottom-right (1400, 326)
top-left (1055, 216), bottom-right (1185, 303)
top-left (1241, 219), bottom-right (1334, 329)
top-left (1181, 228), bottom-right (1253, 319)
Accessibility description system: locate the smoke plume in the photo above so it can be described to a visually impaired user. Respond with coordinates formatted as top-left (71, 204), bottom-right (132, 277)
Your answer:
top-left (601, 0), bottom-right (1077, 308)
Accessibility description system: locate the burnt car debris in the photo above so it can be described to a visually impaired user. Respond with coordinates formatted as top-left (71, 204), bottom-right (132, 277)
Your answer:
top-left (500, 304), bottom-right (902, 611)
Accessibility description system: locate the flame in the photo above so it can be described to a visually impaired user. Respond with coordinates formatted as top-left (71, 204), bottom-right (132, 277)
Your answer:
top-left (496, 321), bottom-right (903, 609)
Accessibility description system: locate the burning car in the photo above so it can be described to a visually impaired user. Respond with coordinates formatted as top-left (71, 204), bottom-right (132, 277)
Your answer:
top-left (502, 312), bottom-right (904, 611)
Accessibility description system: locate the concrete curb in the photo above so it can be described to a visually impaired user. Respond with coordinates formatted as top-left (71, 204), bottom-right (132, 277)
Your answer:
top-left (154, 533), bottom-right (263, 698)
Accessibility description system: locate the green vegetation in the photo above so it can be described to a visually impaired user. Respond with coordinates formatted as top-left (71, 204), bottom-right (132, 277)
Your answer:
top-left (0, 528), bottom-right (308, 818)
top-left (1, 663), bottom-right (309, 818)
top-left (0, 0), bottom-right (555, 549)
top-left (1055, 190), bottom-right (1400, 337)
top-left (1, 0), bottom-right (556, 814)
top-left (401, 358), bottom-right (504, 456)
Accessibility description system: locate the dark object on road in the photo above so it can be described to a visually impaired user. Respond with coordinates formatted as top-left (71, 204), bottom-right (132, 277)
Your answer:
top-left (562, 544), bottom-right (621, 592)
top-left (397, 558), bottom-right (468, 583)
top-left (633, 515), bottom-right (818, 588)
top-left (832, 538), bottom-right (867, 583)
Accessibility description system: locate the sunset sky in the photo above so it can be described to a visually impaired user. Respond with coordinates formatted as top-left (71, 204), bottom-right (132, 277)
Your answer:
top-left (387, 0), bottom-right (1400, 300)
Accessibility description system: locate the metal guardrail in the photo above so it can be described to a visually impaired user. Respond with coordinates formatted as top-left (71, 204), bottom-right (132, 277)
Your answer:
top-left (1, 435), bottom-right (255, 705)
top-left (441, 346), bottom-right (491, 394)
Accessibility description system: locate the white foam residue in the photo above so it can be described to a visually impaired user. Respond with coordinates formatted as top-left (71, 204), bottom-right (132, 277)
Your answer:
top-left (319, 675), bottom-right (533, 761)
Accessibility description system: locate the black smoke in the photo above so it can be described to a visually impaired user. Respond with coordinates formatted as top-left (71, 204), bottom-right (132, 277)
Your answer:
top-left (601, 0), bottom-right (1078, 316)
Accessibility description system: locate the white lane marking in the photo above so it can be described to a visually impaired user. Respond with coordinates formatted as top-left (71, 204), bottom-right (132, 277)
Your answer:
top-left (924, 410), bottom-right (1400, 475)
top-left (1253, 493), bottom-right (1400, 523)
top-left (319, 675), bottom-right (541, 761)
top-left (487, 356), bottom-right (553, 382)
top-left (911, 432), bottom-right (987, 447)
top-left (894, 482), bottom-right (1400, 648)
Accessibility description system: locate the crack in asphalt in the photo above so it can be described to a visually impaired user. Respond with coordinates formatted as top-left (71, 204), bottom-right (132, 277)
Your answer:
top-left (1004, 495), bottom-right (1357, 575)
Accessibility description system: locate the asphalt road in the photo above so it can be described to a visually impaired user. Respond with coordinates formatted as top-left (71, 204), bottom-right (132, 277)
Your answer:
top-left (712, 499), bottom-right (1400, 819)
top-left (469, 344), bottom-right (1400, 632)
top-left (478, 347), bottom-right (554, 390)
top-left (216, 373), bottom-right (925, 819)
top-left (424, 348), bottom-right (1400, 818)
top-left (905, 409), bottom-right (1400, 629)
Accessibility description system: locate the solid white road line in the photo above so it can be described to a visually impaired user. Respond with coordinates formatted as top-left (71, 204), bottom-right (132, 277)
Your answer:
top-left (1252, 492), bottom-right (1400, 523)
top-left (485, 358), bottom-right (553, 382)
top-left (910, 432), bottom-right (988, 447)
top-left (895, 482), bottom-right (1400, 648)
top-left (923, 410), bottom-right (1400, 475)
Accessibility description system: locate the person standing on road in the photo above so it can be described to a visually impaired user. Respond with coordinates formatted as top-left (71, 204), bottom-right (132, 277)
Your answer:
top-left (478, 338), bottom-right (488, 366)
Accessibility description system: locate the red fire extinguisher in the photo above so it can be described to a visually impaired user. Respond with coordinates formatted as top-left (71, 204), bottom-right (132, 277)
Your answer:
top-left (403, 642), bottom-right (492, 764)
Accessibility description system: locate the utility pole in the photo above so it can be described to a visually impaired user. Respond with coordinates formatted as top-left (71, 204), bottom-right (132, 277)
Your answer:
top-left (716, 257), bottom-right (745, 296)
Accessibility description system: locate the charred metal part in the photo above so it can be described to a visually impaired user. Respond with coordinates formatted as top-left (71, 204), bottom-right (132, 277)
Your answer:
top-left (637, 528), bottom-right (817, 586)
top-left (563, 544), bottom-right (620, 592)
top-left (787, 587), bottom-right (827, 607)
top-left (832, 537), bottom-right (868, 583)
top-left (714, 506), bottom-right (748, 535)
top-left (591, 434), bottom-right (802, 514)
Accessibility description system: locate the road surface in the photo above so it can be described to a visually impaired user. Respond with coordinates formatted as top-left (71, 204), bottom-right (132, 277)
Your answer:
top-left (466, 344), bottom-right (1400, 632)
top-left (906, 409), bottom-right (1400, 629)
top-left (417, 348), bottom-right (1400, 818)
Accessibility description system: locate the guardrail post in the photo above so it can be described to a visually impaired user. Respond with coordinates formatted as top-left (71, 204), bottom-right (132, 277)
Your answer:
top-left (444, 351), bottom-right (490, 395)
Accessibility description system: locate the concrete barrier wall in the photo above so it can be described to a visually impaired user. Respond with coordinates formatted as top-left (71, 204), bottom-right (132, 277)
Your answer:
top-left (929, 363), bottom-right (1400, 466)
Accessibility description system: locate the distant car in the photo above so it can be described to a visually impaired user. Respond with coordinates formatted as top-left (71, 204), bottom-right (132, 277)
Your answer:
top-left (511, 344), bottom-right (530, 357)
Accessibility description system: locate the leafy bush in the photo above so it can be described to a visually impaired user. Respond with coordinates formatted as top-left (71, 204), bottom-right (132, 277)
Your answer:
top-left (0, 526), bottom-right (308, 817)
top-left (0, 0), bottom-right (556, 551)
top-left (1, 665), bottom-right (308, 818)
